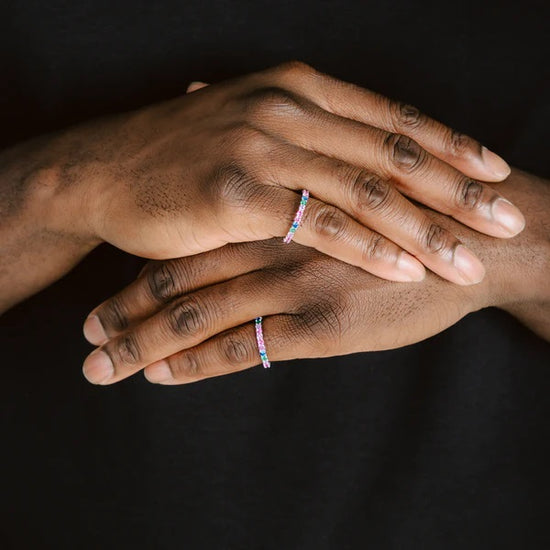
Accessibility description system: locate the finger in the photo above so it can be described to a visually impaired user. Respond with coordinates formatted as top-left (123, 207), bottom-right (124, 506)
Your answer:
top-left (82, 270), bottom-right (294, 385)
top-left (244, 90), bottom-right (524, 239)
top-left (83, 242), bottom-right (280, 346)
top-left (262, 61), bottom-right (510, 181)
top-left (262, 145), bottom-right (486, 285)
top-left (201, 154), bottom-right (426, 282)
top-left (233, 182), bottom-right (427, 283)
top-left (186, 81), bottom-right (210, 93)
top-left (143, 314), bottom-right (313, 385)
top-left (84, 172), bottom-right (427, 350)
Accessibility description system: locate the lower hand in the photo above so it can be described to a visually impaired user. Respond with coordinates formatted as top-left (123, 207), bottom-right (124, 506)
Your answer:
top-left (81, 169), bottom-right (550, 385)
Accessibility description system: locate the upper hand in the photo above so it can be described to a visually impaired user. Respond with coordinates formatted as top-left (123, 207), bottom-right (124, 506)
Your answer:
top-left (62, 61), bottom-right (524, 285)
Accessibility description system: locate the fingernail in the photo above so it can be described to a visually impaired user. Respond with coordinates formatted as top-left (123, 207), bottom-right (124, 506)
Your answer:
top-left (481, 146), bottom-right (511, 179)
top-left (144, 360), bottom-right (173, 384)
top-left (491, 197), bottom-right (526, 236)
top-left (453, 245), bottom-right (486, 285)
top-left (395, 252), bottom-right (426, 282)
top-left (82, 350), bottom-right (113, 385)
top-left (83, 315), bottom-right (108, 345)
top-left (186, 81), bottom-right (208, 93)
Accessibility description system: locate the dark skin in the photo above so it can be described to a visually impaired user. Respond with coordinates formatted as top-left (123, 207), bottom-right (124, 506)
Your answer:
top-left (0, 62), bottom-right (525, 313)
top-left (1, 64), bottom-right (545, 388)
top-left (82, 170), bottom-right (550, 385)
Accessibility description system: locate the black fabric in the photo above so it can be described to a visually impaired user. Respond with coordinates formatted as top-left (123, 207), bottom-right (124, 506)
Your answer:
top-left (1, 1), bottom-right (549, 548)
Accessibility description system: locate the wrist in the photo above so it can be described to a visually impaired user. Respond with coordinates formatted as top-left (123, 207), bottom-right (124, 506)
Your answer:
top-left (465, 169), bottom-right (550, 340)
top-left (0, 132), bottom-right (105, 311)
top-left (490, 170), bottom-right (550, 310)
top-left (25, 131), bottom-right (104, 255)
top-left (424, 169), bottom-right (550, 321)
top-left (493, 204), bottom-right (550, 340)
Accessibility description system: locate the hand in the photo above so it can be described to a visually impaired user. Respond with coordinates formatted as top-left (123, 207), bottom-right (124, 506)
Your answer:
top-left (81, 169), bottom-right (549, 385)
top-left (49, 61), bottom-right (524, 286)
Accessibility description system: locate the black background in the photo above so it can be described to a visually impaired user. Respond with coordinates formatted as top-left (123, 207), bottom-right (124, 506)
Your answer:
top-left (1, 1), bottom-right (549, 548)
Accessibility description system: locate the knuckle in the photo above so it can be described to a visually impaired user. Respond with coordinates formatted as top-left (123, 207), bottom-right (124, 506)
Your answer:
top-left (362, 233), bottom-right (388, 262)
top-left (242, 86), bottom-right (304, 119)
top-left (298, 301), bottom-right (345, 349)
top-left (384, 133), bottom-right (427, 173)
top-left (228, 124), bottom-right (278, 160)
top-left (312, 204), bottom-right (347, 239)
top-left (211, 163), bottom-right (257, 208)
top-left (392, 101), bottom-right (423, 131)
top-left (220, 333), bottom-right (255, 366)
top-left (448, 129), bottom-right (477, 157)
top-left (148, 262), bottom-right (178, 303)
top-left (455, 178), bottom-right (484, 210)
top-left (109, 334), bottom-right (141, 366)
top-left (100, 295), bottom-right (129, 333)
top-left (167, 299), bottom-right (208, 338)
top-left (300, 301), bottom-right (337, 331)
top-left (276, 60), bottom-right (313, 77)
top-left (421, 223), bottom-right (454, 254)
top-left (227, 123), bottom-right (269, 151)
top-left (170, 352), bottom-right (202, 378)
top-left (353, 172), bottom-right (392, 212)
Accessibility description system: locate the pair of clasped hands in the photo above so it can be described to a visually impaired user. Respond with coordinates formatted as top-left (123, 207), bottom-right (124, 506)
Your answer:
top-left (81, 61), bottom-right (527, 386)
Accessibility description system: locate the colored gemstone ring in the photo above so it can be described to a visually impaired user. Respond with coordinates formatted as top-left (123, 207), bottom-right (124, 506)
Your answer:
top-left (283, 189), bottom-right (309, 244)
top-left (254, 317), bottom-right (270, 368)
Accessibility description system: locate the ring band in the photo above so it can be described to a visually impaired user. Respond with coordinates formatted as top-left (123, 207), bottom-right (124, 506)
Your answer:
top-left (283, 189), bottom-right (309, 244)
top-left (254, 317), bottom-right (271, 368)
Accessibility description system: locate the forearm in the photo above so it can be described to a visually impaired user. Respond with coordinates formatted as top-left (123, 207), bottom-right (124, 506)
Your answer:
top-left (0, 134), bottom-right (100, 313)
